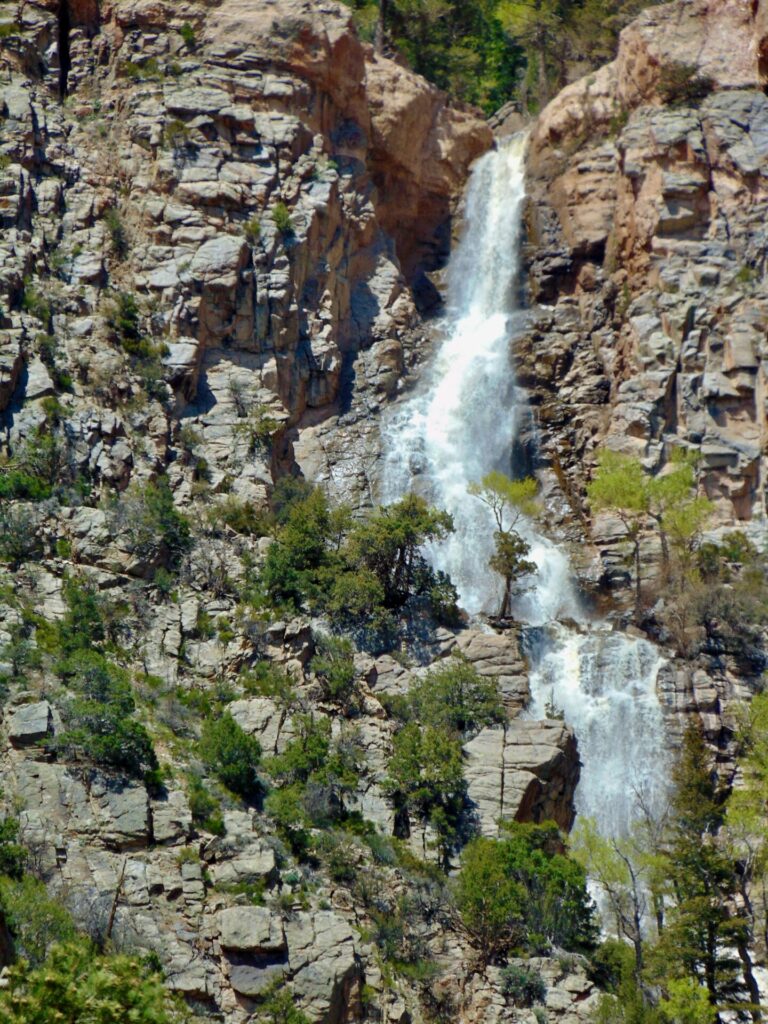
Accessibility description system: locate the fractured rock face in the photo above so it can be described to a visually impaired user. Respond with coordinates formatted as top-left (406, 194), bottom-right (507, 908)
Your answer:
top-left (464, 719), bottom-right (580, 834)
top-left (523, 0), bottom-right (768, 591)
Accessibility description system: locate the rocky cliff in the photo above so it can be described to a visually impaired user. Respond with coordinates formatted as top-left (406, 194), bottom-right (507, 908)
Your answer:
top-left (0, 1), bottom-right (589, 1021)
top-left (519, 0), bottom-right (768, 759)
top-left (0, 0), bottom-right (766, 1020)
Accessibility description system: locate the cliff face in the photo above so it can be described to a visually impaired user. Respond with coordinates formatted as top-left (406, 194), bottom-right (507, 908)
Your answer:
top-left (0, 3), bottom-right (588, 1022)
top-left (519, 0), bottom-right (768, 753)
top-left (1, 0), bottom-right (767, 1018)
top-left (524, 0), bottom-right (768, 533)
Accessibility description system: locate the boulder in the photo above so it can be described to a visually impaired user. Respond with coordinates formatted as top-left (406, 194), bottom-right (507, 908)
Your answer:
top-left (217, 906), bottom-right (286, 953)
top-left (7, 701), bottom-right (53, 745)
top-left (464, 719), bottom-right (580, 833)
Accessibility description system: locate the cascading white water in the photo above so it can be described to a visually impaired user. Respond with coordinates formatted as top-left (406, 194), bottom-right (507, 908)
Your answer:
top-left (379, 134), bottom-right (670, 840)
top-left (526, 625), bottom-right (668, 836)
top-left (381, 135), bottom-right (579, 622)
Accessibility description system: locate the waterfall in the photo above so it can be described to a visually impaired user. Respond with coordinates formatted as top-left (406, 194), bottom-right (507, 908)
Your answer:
top-left (379, 134), bottom-right (670, 840)
top-left (525, 625), bottom-right (668, 836)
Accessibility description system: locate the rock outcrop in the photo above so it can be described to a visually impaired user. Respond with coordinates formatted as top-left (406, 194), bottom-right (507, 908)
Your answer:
top-left (516, 0), bottom-right (768, 768)
top-left (0, 0), bottom-right (766, 1018)
top-left (524, 0), bottom-right (768, 538)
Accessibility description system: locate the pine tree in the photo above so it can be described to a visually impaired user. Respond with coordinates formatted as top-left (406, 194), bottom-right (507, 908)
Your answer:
top-left (654, 724), bottom-right (746, 1015)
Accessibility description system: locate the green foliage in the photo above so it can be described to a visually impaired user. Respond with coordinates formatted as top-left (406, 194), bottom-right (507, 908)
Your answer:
top-left (58, 577), bottom-right (105, 657)
top-left (455, 824), bottom-right (597, 961)
top-left (193, 609), bottom-right (215, 640)
top-left (233, 403), bottom-right (280, 456)
top-left (658, 978), bottom-right (716, 1024)
top-left (578, 715), bottom-right (768, 1021)
top-left (271, 202), bottom-right (294, 236)
top-left (313, 830), bottom-right (359, 883)
top-left (179, 21), bottom-right (196, 48)
top-left (265, 716), bottom-right (362, 855)
top-left (0, 427), bottom-right (67, 502)
top-left (198, 712), bottom-right (263, 799)
top-left (267, 715), bottom-right (331, 786)
top-left (404, 655), bottom-right (504, 737)
top-left (187, 772), bottom-right (225, 835)
top-left (0, 22), bottom-right (21, 39)
top-left (489, 528), bottom-right (538, 616)
top-left (0, 504), bottom-right (43, 568)
top-left (735, 264), bottom-right (758, 286)
top-left (588, 449), bottom-right (647, 518)
top-left (454, 834), bottom-right (527, 955)
top-left (572, 816), bottom-right (664, 979)
top-left (311, 634), bottom-right (357, 704)
top-left (0, 816), bottom-right (26, 880)
top-left (103, 207), bottom-right (128, 257)
top-left (241, 661), bottom-right (297, 707)
top-left (469, 472), bottom-right (538, 615)
top-left (211, 495), bottom-right (272, 536)
top-left (348, 494), bottom-right (455, 610)
top-left (122, 56), bottom-right (164, 80)
top-left (244, 216), bottom-right (261, 244)
top-left (271, 475), bottom-right (314, 524)
top-left (162, 119), bottom-right (190, 149)
top-left (105, 292), bottom-right (168, 393)
top-left (0, 938), bottom-right (177, 1023)
top-left (20, 279), bottom-right (51, 326)
top-left (384, 656), bottom-right (503, 868)
top-left (587, 449), bottom-right (711, 611)
top-left (261, 488), bottom-right (337, 607)
top-left (113, 477), bottom-right (191, 573)
top-left (592, 966), bottom-right (660, 1024)
top-left (468, 471), bottom-right (538, 532)
top-left (372, 0), bottom-right (524, 113)
top-left (500, 963), bottom-right (547, 1006)
top-left (728, 693), bottom-right (768, 835)
top-left (261, 488), bottom-right (456, 638)
top-left (254, 980), bottom-right (311, 1024)
top-left (55, 651), bottom-right (159, 778)
top-left (0, 875), bottom-right (76, 966)
top-left (106, 291), bottom-right (141, 349)
top-left (657, 63), bottom-right (714, 107)
top-left (386, 722), bottom-right (466, 868)
top-left (342, 0), bottom-right (648, 113)
top-left (649, 724), bottom-right (746, 1007)
top-left (0, 621), bottom-right (41, 684)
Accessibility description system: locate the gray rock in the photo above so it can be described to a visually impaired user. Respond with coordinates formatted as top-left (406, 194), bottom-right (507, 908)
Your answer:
top-left (7, 701), bottom-right (52, 745)
top-left (217, 906), bottom-right (285, 953)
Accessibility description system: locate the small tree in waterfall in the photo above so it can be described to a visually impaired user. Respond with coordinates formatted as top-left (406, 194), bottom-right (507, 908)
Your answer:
top-left (468, 471), bottom-right (538, 617)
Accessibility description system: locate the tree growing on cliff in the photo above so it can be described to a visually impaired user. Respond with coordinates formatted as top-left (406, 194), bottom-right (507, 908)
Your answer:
top-left (262, 489), bottom-right (458, 633)
top-left (455, 823), bottom-right (597, 961)
top-left (386, 722), bottom-right (467, 869)
top-left (0, 938), bottom-right (178, 1023)
top-left (469, 471), bottom-right (538, 617)
top-left (650, 724), bottom-right (750, 1014)
top-left (347, 494), bottom-right (455, 609)
top-left (587, 449), bottom-right (711, 612)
